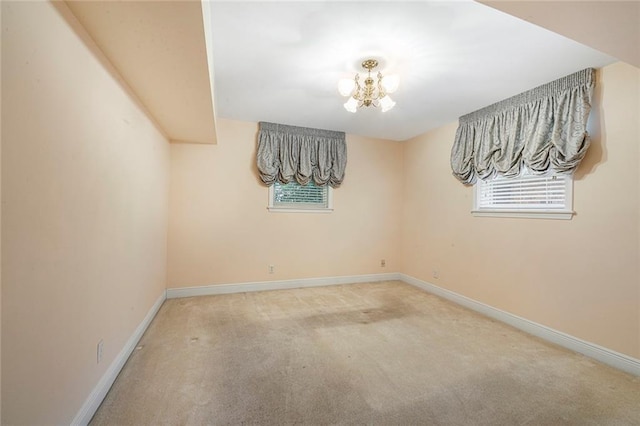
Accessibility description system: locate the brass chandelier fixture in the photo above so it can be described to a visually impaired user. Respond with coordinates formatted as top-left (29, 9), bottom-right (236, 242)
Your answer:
top-left (338, 59), bottom-right (399, 113)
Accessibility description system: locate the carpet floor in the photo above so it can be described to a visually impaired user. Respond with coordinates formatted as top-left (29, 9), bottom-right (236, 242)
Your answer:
top-left (90, 281), bottom-right (640, 425)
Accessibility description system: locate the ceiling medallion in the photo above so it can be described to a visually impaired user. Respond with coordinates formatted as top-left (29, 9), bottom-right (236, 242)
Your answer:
top-left (338, 59), bottom-right (399, 113)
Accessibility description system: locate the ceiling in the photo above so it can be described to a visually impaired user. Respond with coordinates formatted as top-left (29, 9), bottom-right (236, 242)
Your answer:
top-left (66, 1), bottom-right (637, 144)
top-left (209, 1), bottom-right (615, 141)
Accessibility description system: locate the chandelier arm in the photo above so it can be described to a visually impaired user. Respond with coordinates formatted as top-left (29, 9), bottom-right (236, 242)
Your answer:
top-left (377, 72), bottom-right (387, 100)
top-left (353, 74), bottom-right (363, 101)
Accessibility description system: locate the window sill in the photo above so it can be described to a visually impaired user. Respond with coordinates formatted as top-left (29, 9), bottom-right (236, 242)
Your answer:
top-left (471, 210), bottom-right (574, 220)
top-left (267, 207), bottom-right (333, 214)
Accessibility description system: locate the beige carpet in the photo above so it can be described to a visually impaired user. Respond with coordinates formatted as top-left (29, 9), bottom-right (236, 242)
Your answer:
top-left (90, 281), bottom-right (640, 425)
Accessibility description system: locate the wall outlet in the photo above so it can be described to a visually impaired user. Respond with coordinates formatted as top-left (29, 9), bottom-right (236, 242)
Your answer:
top-left (268, 265), bottom-right (274, 274)
top-left (380, 259), bottom-right (386, 267)
top-left (97, 339), bottom-right (104, 364)
top-left (432, 270), bottom-right (439, 279)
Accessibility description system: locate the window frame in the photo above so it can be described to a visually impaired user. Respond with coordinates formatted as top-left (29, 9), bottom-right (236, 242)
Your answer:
top-left (472, 172), bottom-right (574, 220)
top-left (267, 181), bottom-right (334, 213)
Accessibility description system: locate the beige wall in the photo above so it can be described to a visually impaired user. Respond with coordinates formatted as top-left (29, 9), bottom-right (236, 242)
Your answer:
top-left (168, 118), bottom-right (402, 287)
top-left (1, 2), bottom-right (169, 424)
top-left (401, 61), bottom-right (640, 359)
top-left (0, 2), bottom-right (3, 421)
top-left (479, 1), bottom-right (640, 68)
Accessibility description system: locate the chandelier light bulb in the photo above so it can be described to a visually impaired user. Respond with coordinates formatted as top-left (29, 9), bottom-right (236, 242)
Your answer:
top-left (338, 79), bottom-right (356, 97)
top-left (381, 74), bottom-right (400, 94)
top-left (379, 95), bottom-right (396, 113)
top-left (344, 97), bottom-right (358, 113)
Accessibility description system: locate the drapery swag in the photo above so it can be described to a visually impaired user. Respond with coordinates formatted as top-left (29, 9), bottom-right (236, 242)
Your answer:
top-left (450, 68), bottom-right (595, 185)
top-left (257, 122), bottom-right (347, 187)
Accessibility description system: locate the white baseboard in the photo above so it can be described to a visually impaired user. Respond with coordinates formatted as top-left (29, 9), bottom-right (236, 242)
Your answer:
top-left (399, 273), bottom-right (640, 377)
top-left (166, 273), bottom-right (401, 299)
top-left (71, 291), bottom-right (167, 426)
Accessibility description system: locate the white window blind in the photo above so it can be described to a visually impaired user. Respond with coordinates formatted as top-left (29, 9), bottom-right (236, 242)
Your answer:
top-left (473, 173), bottom-right (573, 219)
top-left (268, 181), bottom-right (333, 212)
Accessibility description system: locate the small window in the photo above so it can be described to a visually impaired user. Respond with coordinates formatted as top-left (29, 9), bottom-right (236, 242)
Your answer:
top-left (473, 172), bottom-right (573, 219)
top-left (268, 180), bottom-right (333, 213)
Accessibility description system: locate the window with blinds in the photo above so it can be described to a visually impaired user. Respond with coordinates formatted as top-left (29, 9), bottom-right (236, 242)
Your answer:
top-left (268, 181), bottom-right (333, 212)
top-left (473, 173), bottom-right (573, 219)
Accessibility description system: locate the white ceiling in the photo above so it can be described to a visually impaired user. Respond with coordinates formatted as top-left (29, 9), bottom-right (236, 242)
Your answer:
top-left (208, 1), bottom-right (616, 141)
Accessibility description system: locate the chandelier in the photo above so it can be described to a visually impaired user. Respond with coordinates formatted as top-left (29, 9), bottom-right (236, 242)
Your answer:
top-left (338, 59), bottom-right (399, 113)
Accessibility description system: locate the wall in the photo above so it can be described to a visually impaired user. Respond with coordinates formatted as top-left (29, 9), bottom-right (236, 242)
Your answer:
top-left (479, 1), bottom-right (640, 68)
top-left (168, 118), bottom-right (402, 288)
top-left (401, 61), bottom-right (640, 359)
top-left (0, 2), bottom-right (3, 421)
top-left (1, 2), bottom-right (169, 424)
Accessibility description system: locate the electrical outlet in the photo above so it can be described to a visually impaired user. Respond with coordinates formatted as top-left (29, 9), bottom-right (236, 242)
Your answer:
top-left (380, 259), bottom-right (386, 267)
top-left (433, 270), bottom-right (439, 279)
top-left (97, 339), bottom-right (104, 364)
top-left (269, 265), bottom-right (274, 274)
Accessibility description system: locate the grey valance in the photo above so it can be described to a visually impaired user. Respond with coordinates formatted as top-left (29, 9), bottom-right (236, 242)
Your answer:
top-left (257, 121), bottom-right (347, 187)
top-left (450, 68), bottom-right (595, 184)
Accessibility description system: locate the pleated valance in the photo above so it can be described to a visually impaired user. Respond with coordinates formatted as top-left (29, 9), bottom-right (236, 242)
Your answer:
top-left (257, 121), bottom-right (347, 187)
top-left (450, 68), bottom-right (595, 184)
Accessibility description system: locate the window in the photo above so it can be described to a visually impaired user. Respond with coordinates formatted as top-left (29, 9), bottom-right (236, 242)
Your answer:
top-left (268, 180), bottom-right (333, 213)
top-left (473, 172), bottom-right (573, 219)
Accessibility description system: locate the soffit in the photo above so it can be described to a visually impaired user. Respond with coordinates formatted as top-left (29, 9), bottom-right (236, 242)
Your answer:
top-left (479, 0), bottom-right (640, 69)
top-left (66, 0), bottom-right (217, 144)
